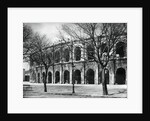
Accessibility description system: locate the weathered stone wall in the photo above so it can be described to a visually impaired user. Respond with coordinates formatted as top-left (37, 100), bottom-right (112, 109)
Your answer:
top-left (32, 59), bottom-right (127, 85)
top-left (30, 40), bottom-right (127, 85)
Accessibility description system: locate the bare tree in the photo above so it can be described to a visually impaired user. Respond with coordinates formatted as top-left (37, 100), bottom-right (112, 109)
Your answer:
top-left (23, 24), bottom-right (37, 61)
top-left (58, 23), bottom-right (127, 95)
top-left (23, 27), bottom-right (53, 92)
top-left (23, 24), bottom-right (33, 42)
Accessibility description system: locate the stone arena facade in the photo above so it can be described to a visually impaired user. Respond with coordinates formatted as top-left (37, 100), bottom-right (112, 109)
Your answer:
top-left (30, 40), bottom-right (127, 85)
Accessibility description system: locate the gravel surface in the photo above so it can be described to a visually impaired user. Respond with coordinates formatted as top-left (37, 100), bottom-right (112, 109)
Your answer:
top-left (23, 82), bottom-right (127, 98)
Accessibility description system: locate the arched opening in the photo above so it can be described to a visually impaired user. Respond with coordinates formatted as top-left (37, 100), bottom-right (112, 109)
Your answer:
top-left (55, 71), bottom-right (60, 83)
top-left (105, 68), bottom-right (109, 84)
top-left (116, 42), bottom-right (126, 57)
top-left (25, 75), bottom-right (30, 81)
top-left (48, 53), bottom-right (52, 64)
top-left (64, 48), bottom-right (70, 62)
top-left (64, 70), bottom-right (70, 84)
top-left (101, 43), bottom-right (108, 53)
top-left (42, 72), bottom-right (46, 83)
top-left (48, 72), bottom-right (52, 83)
top-left (87, 45), bottom-right (94, 60)
top-left (55, 51), bottom-right (60, 63)
top-left (115, 68), bottom-right (126, 84)
top-left (74, 47), bottom-right (81, 61)
top-left (38, 73), bottom-right (40, 83)
top-left (86, 69), bottom-right (94, 84)
top-left (74, 70), bottom-right (81, 84)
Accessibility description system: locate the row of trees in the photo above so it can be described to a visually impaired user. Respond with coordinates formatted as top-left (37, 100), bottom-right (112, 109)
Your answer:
top-left (23, 23), bottom-right (127, 95)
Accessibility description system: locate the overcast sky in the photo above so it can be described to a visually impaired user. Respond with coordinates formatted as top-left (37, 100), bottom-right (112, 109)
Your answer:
top-left (25, 23), bottom-right (64, 43)
top-left (24, 23), bottom-right (64, 70)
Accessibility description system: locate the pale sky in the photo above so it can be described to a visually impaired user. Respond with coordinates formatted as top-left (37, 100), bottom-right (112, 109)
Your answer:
top-left (24, 23), bottom-right (67, 70)
top-left (25, 23), bottom-right (63, 43)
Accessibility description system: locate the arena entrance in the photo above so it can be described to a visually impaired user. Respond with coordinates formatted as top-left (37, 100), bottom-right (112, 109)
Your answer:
top-left (48, 72), bottom-right (52, 83)
top-left (86, 69), bottom-right (94, 84)
top-left (64, 70), bottom-right (70, 84)
top-left (74, 70), bottom-right (81, 84)
top-left (115, 68), bottom-right (126, 84)
top-left (55, 71), bottom-right (60, 83)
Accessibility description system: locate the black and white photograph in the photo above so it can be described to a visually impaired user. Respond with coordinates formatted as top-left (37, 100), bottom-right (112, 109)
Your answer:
top-left (23, 23), bottom-right (127, 98)
top-left (8, 8), bottom-right (142, 113)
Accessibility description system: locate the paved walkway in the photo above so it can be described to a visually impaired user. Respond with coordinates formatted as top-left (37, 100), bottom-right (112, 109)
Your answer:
top-left (23, 82), bottom-right (127, 98)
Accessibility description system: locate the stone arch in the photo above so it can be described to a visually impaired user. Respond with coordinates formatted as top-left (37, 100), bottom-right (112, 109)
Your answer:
top-left (101, 43), bottom-right (108, 53)
top-left (74, 46), bottom-right (81, 61)
top-left (48, 52), bottom-right (53, 64)
top-left (87, 45), bottom-right (94, 60)
top-left (64, 48), bottom-right (70, 62)
top-left (86, 69), bottom-right (94, 84)
top-left (48, 71), bottom-right (52, 83)
top-left (25, 75), bottom-right (30, 81)
top-left (116, 42), bottom-right (126, 57)
top-left (55, 71), bottom-right (60, 83)
top-left (74, 70), bottom-right (81, 84)
top-left (115, 68), bottom-right (126, 84)
top-left (38, 73), bottom-right (40, 83)
top-left (55, 50), bottom-right (60, 63)
top-left (64, 70), bottom-right (70, 84)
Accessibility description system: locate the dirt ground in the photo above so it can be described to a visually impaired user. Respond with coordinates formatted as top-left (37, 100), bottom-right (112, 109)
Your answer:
top-left (23, 83), bottom-right (127, 98)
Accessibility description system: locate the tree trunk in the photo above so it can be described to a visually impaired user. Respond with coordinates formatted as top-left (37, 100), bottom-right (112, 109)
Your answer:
top-left (101, 67), bottom-right (108, 95)
top-left (44, 69), bottom-right (48, 92)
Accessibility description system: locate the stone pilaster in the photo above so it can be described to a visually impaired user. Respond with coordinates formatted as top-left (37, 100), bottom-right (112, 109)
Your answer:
top-left (95, 65), bottom-right (99, 84)
top-left (81, 69), bottom-right (84, 84)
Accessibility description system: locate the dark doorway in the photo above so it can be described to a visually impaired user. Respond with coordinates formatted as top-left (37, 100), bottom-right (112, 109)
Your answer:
top-left (64, 70), bottom-right (70, 84)
top-left (86, 69), bottom-right (94, 84)
top-left (25, 75), bottom-right (30, 81)
top-left (115, 68), bottom-right (126, 84)
top-left (74, 70), bottom-right (81, 84)
top-left (55, 71), bottom-right (60, 83)
top-left (48, 72), bottom-right (52, 83)
top-left (38, 73), bottom-right (40, 83)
